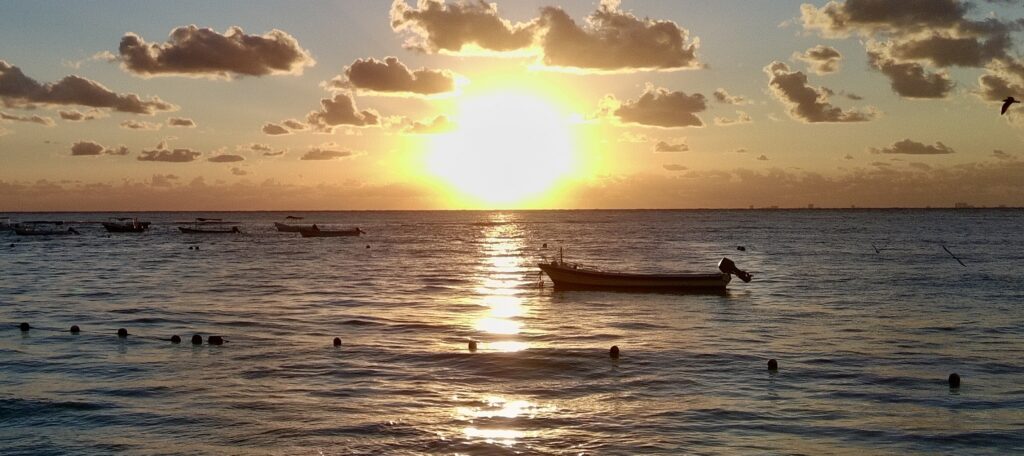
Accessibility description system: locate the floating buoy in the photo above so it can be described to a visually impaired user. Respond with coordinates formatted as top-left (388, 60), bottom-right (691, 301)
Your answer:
top-left (542, 243), bottom-right (548, 248)
top-left (468, 341), bottom-right (478, 352)
top-left (191, 335), bottom-right (202, 345)
top-left (208, 335), bottom-right (224, 345)
top-left (333, 337), bottom-right (342, 347)
top-left (609, 345), bottom-right (620, 359)
top-left (70, 325), bottom-right (80, 334)
top-left (768, 359), bottom-right (778, 371)
top-left (117, 328), bottom-right (128, 338)
top-left (737, 246), bottom-right (746, 251)
top-left (171, 335), bottom-right (181, 344)
top-left (949, 373), bottom-right (961, 388)
top-left (19, 322), bottom-right (30, 332)
top-left (365, 245), bottom-right (370, 249)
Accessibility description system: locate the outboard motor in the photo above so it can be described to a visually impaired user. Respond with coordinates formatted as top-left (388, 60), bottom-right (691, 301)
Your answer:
top-left (718, 257), bottom-right (752, 283)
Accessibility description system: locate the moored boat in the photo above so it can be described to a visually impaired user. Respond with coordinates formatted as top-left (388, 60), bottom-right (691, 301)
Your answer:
top-left (274, 222), bottom-right (313, 232)
top-left (538, 253), bottom-right (751, 292)
top-left (102, 217), bottom-right (151, 233)
top-left (178, 218), bottom-right (241, 234)
top-left (297, 224), bottom-right (364, 237)
top-left (14, 221), bottom-right (80, 236)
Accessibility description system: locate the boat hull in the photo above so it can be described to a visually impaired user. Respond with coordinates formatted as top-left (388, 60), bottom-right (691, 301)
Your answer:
top-left (274, 222), bottom-right (311, 232)
top-left (298, 228), bottom-right (361, 237)
top-left (179, 227), bottom-right (239, 234)
top-left (539, 263), bottom-right (731, 292)
top-left (102, 222), bottom-right (150, 233)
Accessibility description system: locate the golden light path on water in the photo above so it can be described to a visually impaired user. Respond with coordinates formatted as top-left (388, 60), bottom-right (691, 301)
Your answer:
top-left (457, 213), bottom-right (549, 447)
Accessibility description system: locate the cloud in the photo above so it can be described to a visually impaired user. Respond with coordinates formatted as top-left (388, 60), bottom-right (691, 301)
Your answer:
top-left (0, 60), bottom-right (175, 114)
top-left (764, 61), bottom-right (876, 123)
top-left (329, 56), bottom-right (457, 96)
top-left (663, 164), bottom-right (688, 171)
top-left (714, 111), bottom-right (752, 126)
top-left (70, 140), bottom-right (128, 156)
top-left (301, 143), bottom-right (353, 160)
top-left (58, 109), bottom-right (104, 121)
top-left (992, 149), bottom-right (1016, 160)
top-left (306, 93), bottom-right (380, 131)
top-left (713, 88), bottom-right (747, 105)
top-left (231, 167), bottom-right (248, 176)
top-left (908, 162), bottom-right (932, 170)
top-left (800, 0), bottom-right (1022, 100)
top-left (208, 154), bottom-right (244, 163)
top-left (138, 141), bottom-right (201, 162)
top-left (167, 117), bottom-right (195, 127)
top-left (866, 45), bottom-right (954, 98)
top-left (390, 0), bottom-right (536, 54)
top-left (654, 140), bottom-right (689, 152)
top-left (757, 154), bottom-right (769, 161)
top-left (404, 115), bottom-right (453, 134)
top-left (118, 25), bottom-right (315, 78)
top-left (870, 138), bottom-right (955, 155)
top-left (281, 119), bottom-right (307, 130)
top-left (244, 143), bottom-right (271, 152)
top-left (263, 150), bottom-right (285, 157)
top-left (262, 123), bottom-right (290, 135)
top-left (978, 58), bottom-right (1024, 102)
top-left (1, 111), bottom-right (54, 126)
top-left (794, 45), bottom-right (842, 74)
top-left (535, 0), bottom-right (701, 72)
top-left (150, 174), bottom-right (179, 187)
top-left (120, 119), bottom-right (162, 130)
top-left (844, 154), bottom-right (855, 159)
top-left (604, 84), bottom-right (706, 128)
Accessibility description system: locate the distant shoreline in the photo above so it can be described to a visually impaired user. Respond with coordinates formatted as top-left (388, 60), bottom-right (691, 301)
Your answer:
top-left (2, 207), bottom-right (1022, 214)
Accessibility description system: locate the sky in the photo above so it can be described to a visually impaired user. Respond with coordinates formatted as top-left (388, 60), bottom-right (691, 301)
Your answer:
top-left (2, 0), bottom-right (1024, 210)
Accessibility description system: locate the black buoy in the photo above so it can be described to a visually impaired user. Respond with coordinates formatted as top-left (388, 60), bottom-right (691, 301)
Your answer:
top-left (768, 359), bottom-right (779, 371)
top-left (949, 373), bottom-right (961, 388)
top-left (365, 244), bottom-right (370, 249)
top-left (333, 337), bottom-right (342, 347)
top-left (171, 335), bottom-right (181, 344)
top-left (609, 345), bottom-right (620, 359)
top-left (191, 334), bottom-right (202, 345)
top-left (117, 328), bottom-right (128, 338)
top-left (19, 322), bottom-right (30, 332)
top-left (468, 341), bottom-right (478, 352)
top-left (737, 246), bottom-right (746, 251)
top-left (208, 335), bottom-right (224, 345)
top-left (542, 243), bottom-right (548, 248)
top-left (70, 325), bottom-right (80, 334)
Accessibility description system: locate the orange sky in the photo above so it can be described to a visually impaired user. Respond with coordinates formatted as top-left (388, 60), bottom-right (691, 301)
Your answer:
top-left (2, 0), bottom-right (1024, 210)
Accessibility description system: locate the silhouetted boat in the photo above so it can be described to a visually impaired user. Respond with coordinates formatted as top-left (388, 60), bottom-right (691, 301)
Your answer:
top-left (0, 217), bottom-right (13, 232)
top-left (538, 252), bottom-right (750, 292)
top-left (285, 215), bottom-right (304, 220)
top-left (274, 222), bottom-right (312, 232)
top-left (297, 225), bottom-right (364, 237)
top-left (178, 218), bottom-right (241, 234)
top-left (102, 217), bottom-right (151, 233)
top-left (14, 221), bottom-right (79, 236)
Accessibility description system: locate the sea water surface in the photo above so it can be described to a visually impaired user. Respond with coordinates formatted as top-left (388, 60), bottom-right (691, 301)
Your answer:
top-left (1, 210), bottom-right (1023, 455)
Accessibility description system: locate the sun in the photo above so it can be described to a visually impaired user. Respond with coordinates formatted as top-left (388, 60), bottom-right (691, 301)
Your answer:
top-left (425, 92), bottom-right (576, 207)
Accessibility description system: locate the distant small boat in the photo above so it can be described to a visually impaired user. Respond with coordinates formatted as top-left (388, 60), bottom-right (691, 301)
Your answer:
top-left (297, 224), bottom-right (364, 237)
top-left (0, 217), bottom-right (13, 231)
top-left (285, 215), bottom-right (304, 220)
top-left (102, 217), bottom-right (151, 233)
top-left (538, 251), bottom-right (750, 292)
top-left (178, 218), bottom-right (241, 234)
top-left (14, 221), bottom-right (80, 236)
top-left (274, 222), bottom-right (312, 232)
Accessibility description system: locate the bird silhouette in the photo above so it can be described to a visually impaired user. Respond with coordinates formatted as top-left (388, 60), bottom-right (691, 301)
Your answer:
top-left (1002, 96), bottom-right (1020, 115)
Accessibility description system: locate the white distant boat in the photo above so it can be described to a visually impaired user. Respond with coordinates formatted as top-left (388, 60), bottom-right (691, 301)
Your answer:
top-left (178, 218), bottom-right (241, 234)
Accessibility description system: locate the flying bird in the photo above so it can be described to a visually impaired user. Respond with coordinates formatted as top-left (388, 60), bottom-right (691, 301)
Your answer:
top-left (1002, 96), bottom-right (1020, 115)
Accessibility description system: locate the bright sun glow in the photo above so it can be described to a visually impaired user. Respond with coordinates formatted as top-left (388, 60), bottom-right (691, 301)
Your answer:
top-left (426, 92), bottom-right (575, 206)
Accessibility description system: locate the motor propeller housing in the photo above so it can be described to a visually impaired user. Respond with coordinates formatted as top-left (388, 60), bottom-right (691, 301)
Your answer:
top-left (718, 257), bottom-right (752, 283)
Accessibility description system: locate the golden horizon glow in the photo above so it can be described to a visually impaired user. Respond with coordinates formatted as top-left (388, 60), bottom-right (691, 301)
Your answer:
top-left (425, 91), bottom-right (576, 208)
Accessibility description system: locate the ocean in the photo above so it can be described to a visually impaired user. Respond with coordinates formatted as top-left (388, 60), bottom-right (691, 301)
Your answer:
top-left (1, 210), bottom-right (1022, 455)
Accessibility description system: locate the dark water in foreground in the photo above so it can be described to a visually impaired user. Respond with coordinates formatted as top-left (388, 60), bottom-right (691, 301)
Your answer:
top-left (1, 210), bottom-right (1023, 455)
